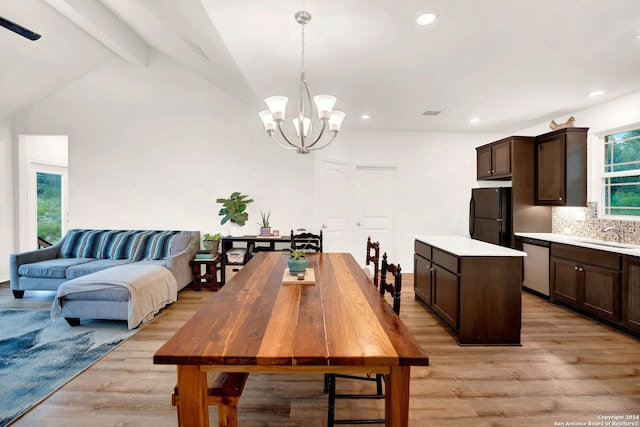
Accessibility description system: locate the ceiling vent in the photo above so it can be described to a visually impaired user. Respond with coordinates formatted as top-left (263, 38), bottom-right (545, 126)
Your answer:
top-left (422, 110), bottom-right (442, 116)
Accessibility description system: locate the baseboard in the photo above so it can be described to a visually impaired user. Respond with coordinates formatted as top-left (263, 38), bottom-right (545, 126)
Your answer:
top-left (0, 275), bottom-right (8, 285)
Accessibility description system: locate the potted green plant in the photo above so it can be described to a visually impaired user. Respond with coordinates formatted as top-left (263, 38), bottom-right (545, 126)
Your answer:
top-left (257, 210), bottom-right (271, 237)
top-left (203, 233), bottom-right (223, 255)
top-left (216, 192), bottom-right (254, 236)
top-left (288, 246), bottom-right (308, 274)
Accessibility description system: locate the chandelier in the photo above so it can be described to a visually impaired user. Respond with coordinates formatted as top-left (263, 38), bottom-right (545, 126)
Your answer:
top-left (258, 11), bottom-right (345, 154)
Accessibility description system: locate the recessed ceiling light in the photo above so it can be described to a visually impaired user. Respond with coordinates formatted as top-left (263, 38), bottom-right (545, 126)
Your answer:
top-left (588, 90), bottom-right (606, 97)
top-left (361, 114), bottom-right (370, 120)
top-left (416, 11), bottom-right (438, 26)
top-left (470, 117), bottom-right (480, 124)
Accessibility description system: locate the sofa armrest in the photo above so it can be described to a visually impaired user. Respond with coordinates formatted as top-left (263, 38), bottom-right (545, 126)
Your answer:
top-left (10, 245), bottom-right (61, 289)
top-left (165, 240), bottom-right (199, 289)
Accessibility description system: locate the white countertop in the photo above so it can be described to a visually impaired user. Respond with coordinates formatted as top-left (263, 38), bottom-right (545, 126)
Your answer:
top-left (415, 235), bottom-right (526, 257)
top-left (516, 232), bottom-right (640, 256)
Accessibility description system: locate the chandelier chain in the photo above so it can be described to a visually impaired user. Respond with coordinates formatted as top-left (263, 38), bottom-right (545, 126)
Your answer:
top-left (300, 21), bottom-right (305, 74)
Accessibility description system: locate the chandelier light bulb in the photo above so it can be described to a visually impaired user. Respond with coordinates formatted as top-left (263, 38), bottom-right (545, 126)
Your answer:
top-left (264, 96), bottom-right (288, 121)
top-left (329, 110), bottom-right (346, 132)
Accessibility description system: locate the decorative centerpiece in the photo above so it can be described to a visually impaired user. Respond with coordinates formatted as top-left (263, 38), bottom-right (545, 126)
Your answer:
top-left (202, 233), bottom-right (223, 256)
top-left (288, 246), bottom-right (308, 274)
top-left (258, 210), bottom-right (271, 236)
top-left (216, 191), bottom-right (253, 236)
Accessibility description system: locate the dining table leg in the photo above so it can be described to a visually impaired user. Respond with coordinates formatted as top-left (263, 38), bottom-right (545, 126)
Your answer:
top-left (177, 365), bottom-right (209, 427)
top-left (386, 365), bottom-right (411, 427)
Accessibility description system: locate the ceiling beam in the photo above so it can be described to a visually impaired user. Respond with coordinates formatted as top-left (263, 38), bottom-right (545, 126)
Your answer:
top-left (43, 0), bottom-right (148, 67)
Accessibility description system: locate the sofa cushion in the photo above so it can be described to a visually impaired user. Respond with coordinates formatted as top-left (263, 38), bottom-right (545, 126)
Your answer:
top-left (60, 229), bottom-right (91, 258)
top-left (134, 231), bottom-right (180, 261)
top-left (61, 285), bottom-right (130, 302)
top-left (18, 258), bottom-right (95, 279)
top-left (65, 259), bottom-right (134, 279)
top-left (107, 230), bottom-right (143, 260)
top-left (170, 232), bottom-right (193, 255)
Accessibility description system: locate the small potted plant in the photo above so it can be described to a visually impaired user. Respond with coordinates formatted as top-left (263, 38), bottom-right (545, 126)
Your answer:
top-left (216, 192), bottom-right (254, 236)
top-left (203, 233), bottom-right (223, 255)
top-left (288, 246), bottom-right (308, 274)
top-left (257, 210), bottom-right (271, 237)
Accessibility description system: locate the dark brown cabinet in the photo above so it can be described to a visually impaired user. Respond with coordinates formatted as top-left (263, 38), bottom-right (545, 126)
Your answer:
top-left (623, 257), bottom-right (640, 333)
top-left (535, 127), bottom-right (588, 206)
top-left (550, 243), bottom-right (621, 322)
top-left (476, 139), bottom-right (512, 179)
top-left (413, 242), bottom-right (432, 306)
top-left (476, 136), bottom-right (552, 247)
top-left (414, 239), bottom-right (522, 345)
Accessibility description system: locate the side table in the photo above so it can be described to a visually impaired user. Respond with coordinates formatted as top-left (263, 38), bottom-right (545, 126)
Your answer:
top-left (190, 255), bottom-right (222, 291)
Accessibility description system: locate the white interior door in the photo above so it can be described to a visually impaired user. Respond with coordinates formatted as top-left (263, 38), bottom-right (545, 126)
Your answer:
top-left (318, 159), bottom-right (351, 252)
top-left (353, 165), bottom-right (400, 262)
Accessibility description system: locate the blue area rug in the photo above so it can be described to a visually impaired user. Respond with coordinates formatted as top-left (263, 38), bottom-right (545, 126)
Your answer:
top-left (0, 309), bottom-right (138, 426)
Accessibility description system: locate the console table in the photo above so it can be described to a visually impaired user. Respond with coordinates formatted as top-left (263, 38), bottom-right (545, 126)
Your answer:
top-left (220, 235), bottom-right (291, 285)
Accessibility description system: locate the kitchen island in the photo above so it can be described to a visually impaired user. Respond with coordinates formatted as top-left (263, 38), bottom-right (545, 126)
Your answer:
top-left (414, 235), bottom-right (526, 345)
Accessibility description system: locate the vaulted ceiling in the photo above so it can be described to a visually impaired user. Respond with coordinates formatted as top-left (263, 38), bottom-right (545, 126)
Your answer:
top-left (1, 0), bottom-right (639, 133)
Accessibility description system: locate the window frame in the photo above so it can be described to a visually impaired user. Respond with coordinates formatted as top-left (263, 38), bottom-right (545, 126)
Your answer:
top-left (598, 122), bottom-right (640, 220)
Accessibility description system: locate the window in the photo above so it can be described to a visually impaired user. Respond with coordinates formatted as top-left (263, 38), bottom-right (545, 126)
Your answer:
top-left (603, 127), bottom-right (640, 216)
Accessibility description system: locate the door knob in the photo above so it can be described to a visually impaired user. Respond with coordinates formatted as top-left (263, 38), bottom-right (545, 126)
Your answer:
top-left (356, 222), bottom-right (361, 226)
top-left (322, 224), bottom-right (327, 229)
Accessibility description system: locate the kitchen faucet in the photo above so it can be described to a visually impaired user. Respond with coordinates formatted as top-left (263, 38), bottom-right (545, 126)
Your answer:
top-left (601, 225), bottom-right (623, 242)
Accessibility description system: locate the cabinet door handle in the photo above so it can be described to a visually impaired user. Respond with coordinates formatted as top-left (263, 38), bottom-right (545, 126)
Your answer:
top-left (578, 267), bottom-right (584, 272)
top-left (491, 169), bottom-right (495, 173)
top-left (574, 266), bottom-right (579, 270)
top-left (559, 197), bottom-right (563, 201)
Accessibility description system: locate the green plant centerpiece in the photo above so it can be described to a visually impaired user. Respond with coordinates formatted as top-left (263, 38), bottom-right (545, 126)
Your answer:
top-left (216, 192), bottom-right (253, 236)
top-left (288, 246), bottom-right (308, 274)
top-left (257, 210), bottom-right (271, 237)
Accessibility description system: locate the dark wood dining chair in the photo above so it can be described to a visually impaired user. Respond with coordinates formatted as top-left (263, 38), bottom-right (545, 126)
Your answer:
top-left (326, 252), bottom-right (402, 426)
top-left (379, 252), bottom-right (402, 314)
top-left (363, 236), bottom-right (380, 287)
top-left (290, 229), bottom-right (323, 252)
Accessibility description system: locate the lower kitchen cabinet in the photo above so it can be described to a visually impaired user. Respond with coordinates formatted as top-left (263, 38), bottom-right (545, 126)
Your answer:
top-left (623, 257), bottom-right (640, 333)
top-left (414, 238), bottom-right (523, 345)
top-left (413, 251), bottom-right (432, 306)
top-left (550, 243), bottom-right (621, 322)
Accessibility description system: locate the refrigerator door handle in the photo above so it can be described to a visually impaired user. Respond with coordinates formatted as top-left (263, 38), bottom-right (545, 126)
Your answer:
top-left (469, 197), bottom-right (475, 236)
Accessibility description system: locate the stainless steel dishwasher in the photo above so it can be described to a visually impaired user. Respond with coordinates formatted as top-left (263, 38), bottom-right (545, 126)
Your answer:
top-left (518, 236), bottom-right (550, 298)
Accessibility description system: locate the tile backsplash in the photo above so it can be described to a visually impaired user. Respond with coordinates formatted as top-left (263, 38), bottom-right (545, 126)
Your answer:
top-left (552, 202), bottom-right (640, 244)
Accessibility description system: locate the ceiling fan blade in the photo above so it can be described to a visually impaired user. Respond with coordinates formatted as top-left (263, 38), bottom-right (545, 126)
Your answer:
top-left (0, 16), bottom-right (41, 41)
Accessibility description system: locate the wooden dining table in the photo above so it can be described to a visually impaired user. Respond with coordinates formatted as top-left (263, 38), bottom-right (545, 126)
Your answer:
top-left (153, 251), bottom-right (429, 426)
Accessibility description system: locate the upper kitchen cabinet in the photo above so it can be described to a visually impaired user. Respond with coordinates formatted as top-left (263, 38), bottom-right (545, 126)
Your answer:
top-left (477, 138), bottom-right (512, 179)
top-left (535, 127), bottom-right (588, 206)
top-left (476, 135), bottom-right (551, 247)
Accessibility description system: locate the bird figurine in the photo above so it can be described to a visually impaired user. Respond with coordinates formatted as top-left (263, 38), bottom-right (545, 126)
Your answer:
top-left (550, 116), bottom-right (575, 130)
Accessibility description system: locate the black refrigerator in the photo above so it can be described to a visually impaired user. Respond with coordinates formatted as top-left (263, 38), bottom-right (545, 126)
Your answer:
top-left (469, 187), bottom-right (512, 247)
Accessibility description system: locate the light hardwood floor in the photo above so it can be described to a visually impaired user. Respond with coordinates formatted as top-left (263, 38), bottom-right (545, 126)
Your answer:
top-left (2, 276), bottom-right (639, 427)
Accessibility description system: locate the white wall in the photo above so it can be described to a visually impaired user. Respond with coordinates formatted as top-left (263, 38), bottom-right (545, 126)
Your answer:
top-left (0, 116), bottom-right (14, 282)
top-left (13, 52), bottom-right (318, 238)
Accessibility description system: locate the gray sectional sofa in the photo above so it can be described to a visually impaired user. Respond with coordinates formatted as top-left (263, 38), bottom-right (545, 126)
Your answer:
top-left (10, 229), bottom-right (200, 327)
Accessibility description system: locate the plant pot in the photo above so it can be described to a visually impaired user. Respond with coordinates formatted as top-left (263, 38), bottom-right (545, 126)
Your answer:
top-left (203, 240), bottom-right (213, 251)
top-left (210, 240), bottom-right (220, 256)
top-left (229, 222), bottom-right (244, 237)
top-left (288, 257), bottom-right (308, 274)
top-left (260, 227), bottom-right (271, 237)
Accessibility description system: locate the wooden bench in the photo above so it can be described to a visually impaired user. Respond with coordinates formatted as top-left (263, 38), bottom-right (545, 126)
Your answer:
top-left (172, 372), bottom-right (248, 427)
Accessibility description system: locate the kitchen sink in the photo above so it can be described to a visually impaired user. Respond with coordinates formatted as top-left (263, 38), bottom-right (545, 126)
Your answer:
top-left (570, 238), bottom-right (640, 250)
